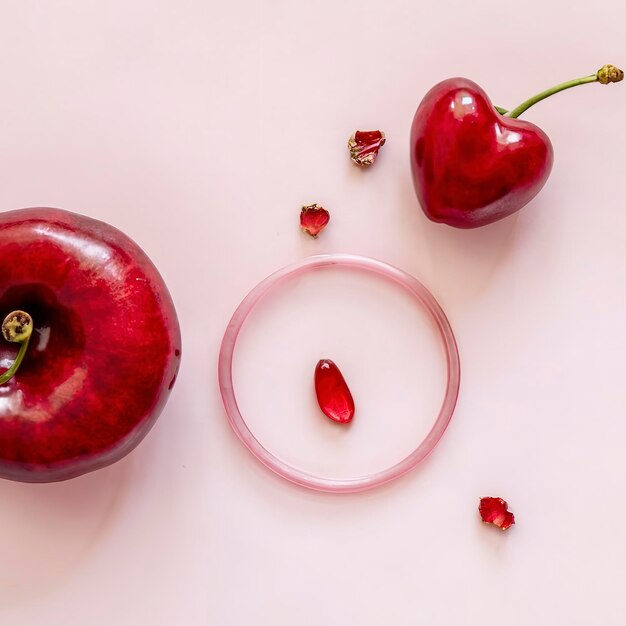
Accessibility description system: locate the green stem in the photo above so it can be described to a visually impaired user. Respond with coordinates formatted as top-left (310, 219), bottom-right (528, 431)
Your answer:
top-left (508, 75), bottom-right (597, 119)
top-left (494, 105), bottom-right (508, 115)
top-left (0, 335), bottom-right (31, 384)
top-left (507, 64), bottom-right (623, 119)
top-left (0, 310), bottom-right (34, 384)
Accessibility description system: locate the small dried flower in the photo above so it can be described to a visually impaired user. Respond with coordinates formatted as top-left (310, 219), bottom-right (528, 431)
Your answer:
top-left (348, 130), bottom-right (386, 167)
top-left (479, 497), bottom-right (515, 531)
top-left (300, 204), bottom-right (330, 238)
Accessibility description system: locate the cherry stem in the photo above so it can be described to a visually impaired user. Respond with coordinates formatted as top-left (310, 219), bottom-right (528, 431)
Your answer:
top-left (0, 310), bottom-right (34, 385)
top-left (506, 64), bottom-right (623, 119)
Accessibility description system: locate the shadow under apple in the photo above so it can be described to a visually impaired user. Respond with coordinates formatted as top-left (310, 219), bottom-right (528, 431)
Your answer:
top-left (0, 456), bottom-right (133, 607)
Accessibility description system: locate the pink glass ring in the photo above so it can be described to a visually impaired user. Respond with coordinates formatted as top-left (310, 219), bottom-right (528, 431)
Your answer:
top-left (218, 254), bottom-right (461, 493)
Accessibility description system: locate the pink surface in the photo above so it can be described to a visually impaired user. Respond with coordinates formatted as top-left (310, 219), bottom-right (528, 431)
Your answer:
top-left (0, 1), bottom-right (625, 624)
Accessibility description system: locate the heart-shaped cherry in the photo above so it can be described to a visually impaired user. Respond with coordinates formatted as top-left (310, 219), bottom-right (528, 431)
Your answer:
top-left (410, 64), bottom-right (623, 228)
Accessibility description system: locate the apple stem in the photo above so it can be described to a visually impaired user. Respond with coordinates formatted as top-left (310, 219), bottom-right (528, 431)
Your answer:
top-left (507, 64), bottom-right (623, 119)
top-left (0, 311), bottom-right (34, 384)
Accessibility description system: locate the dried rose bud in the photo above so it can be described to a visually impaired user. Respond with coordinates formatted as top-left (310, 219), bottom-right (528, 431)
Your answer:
top-left (348, 130), bottom-right (386, 167)
top-left (300, 204), bottom-right (330, 238)
top-left (479, 497), bottom-right (515, 531)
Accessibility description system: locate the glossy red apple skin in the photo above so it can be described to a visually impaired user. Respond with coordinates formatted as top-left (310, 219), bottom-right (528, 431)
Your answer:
top-left (0, 208), bottom-right (181, 482)
top-left (410, 78), bottom-right (554, 228)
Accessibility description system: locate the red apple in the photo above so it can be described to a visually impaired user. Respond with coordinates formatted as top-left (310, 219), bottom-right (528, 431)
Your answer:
top-left (0, 208), bottom-right (181, 482)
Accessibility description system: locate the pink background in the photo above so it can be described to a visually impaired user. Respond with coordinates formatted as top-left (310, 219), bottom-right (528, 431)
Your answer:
top-left (0, 1), bottom-right (625, 624)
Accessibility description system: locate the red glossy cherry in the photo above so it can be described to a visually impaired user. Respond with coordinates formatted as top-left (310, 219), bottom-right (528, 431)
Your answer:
top-left (410, 78), bottom-right (553, 228)
top-left (0, 208), bottom-right (181, 482)
top-left (314, 359), bottom-right (354, 424)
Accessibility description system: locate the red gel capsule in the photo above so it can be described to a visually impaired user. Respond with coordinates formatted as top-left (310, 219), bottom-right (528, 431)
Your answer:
top-left (479, 497), bottom-right (515, 531)
top-left (314, 359), bottom-right (355, 424)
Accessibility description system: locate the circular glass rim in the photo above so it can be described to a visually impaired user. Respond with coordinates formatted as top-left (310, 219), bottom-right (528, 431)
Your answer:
top-left (218, 254), bottom-right (461, 493)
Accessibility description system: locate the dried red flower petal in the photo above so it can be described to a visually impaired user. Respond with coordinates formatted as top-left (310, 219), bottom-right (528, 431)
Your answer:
top-left (479, 497), bottom-right (515, 530)
top-left (348, 130), bottom-right (386, 167)
top-left (314, 359), bottom-right (355, 424)
top-left (300, 204), bottom-right (330, 238)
